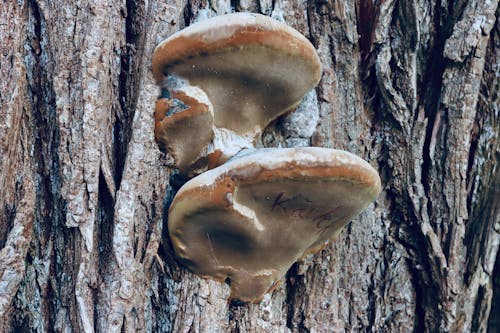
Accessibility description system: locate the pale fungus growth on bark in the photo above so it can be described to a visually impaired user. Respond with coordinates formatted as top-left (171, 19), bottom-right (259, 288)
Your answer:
top-left (152, 12), bottom-right (322, 177)
top-left (153, 13), bottom-right (381, 303)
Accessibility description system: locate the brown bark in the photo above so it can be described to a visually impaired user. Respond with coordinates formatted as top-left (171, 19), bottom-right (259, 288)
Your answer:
top-left (0, 0), bottom-right (498, 332)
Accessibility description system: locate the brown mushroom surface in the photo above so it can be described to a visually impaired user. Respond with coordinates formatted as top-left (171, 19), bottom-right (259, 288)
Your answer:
top-left (168, 147), bottom-right (381, 303)
top-left (152, 13), bottom-right (322, 175)
top-left (154, 86), bottom-right (215, 173)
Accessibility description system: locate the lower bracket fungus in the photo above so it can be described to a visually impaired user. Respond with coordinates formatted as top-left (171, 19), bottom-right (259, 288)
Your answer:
top-left (168, 148), bottom-right (381, 302)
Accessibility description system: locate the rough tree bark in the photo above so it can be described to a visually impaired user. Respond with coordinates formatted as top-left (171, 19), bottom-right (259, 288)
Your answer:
top-left (0, 0), bottom-right (498, 332)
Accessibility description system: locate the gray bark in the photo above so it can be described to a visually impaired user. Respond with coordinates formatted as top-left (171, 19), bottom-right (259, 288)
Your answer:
top-left (0, 0), bottom-right (498, 332)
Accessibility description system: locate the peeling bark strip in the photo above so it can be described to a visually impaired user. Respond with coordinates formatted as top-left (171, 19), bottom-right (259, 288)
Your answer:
top-left (0, 0), bottom-right (498, 332)
top-left (0, 1), bottom-right (36, 331)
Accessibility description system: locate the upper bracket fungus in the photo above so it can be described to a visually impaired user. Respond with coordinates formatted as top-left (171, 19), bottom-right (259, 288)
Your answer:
top-left (153, 12), bottom-right (322, 177)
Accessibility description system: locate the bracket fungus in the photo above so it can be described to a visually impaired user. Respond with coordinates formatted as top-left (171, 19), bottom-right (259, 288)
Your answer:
top-left (168, 148), bottom-right (381, 303)
top-left (153, 12), bottom-right (322, 176)
top-left (154, 13), bottom-right (381, 303)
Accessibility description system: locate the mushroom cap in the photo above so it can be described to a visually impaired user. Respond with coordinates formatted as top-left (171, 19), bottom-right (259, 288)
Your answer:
top-left (152, 12), bottom-right (322, 136)
top-left (168, 147), bottom-right (381, 302)
top-left (154, 85), bottom-right (215, 174)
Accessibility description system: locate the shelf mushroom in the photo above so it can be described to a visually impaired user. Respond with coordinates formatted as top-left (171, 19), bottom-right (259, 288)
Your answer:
top-left (168, 148), bottom-right (381, 303)
top-left (152, 13), bottom-right (322, 176)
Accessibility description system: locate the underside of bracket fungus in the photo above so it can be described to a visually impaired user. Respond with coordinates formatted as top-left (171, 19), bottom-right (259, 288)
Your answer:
top-left (152, 13), bottom-right (322, 176)
top-left (168, 148), bottom-right (381, 303)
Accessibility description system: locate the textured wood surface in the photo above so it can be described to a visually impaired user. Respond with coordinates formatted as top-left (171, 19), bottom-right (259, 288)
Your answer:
top-left (0, 0), bottom-right (498, 332)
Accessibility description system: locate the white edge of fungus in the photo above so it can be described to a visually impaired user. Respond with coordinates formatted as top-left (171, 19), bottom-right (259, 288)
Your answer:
top-left (178, 147), bottom-right (378, 192)
top-left (154, 12), bottom-right (314, 53)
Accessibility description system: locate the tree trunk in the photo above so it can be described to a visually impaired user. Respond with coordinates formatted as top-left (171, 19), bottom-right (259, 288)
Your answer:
top-left (1, 0), bottom-right (498, 332)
